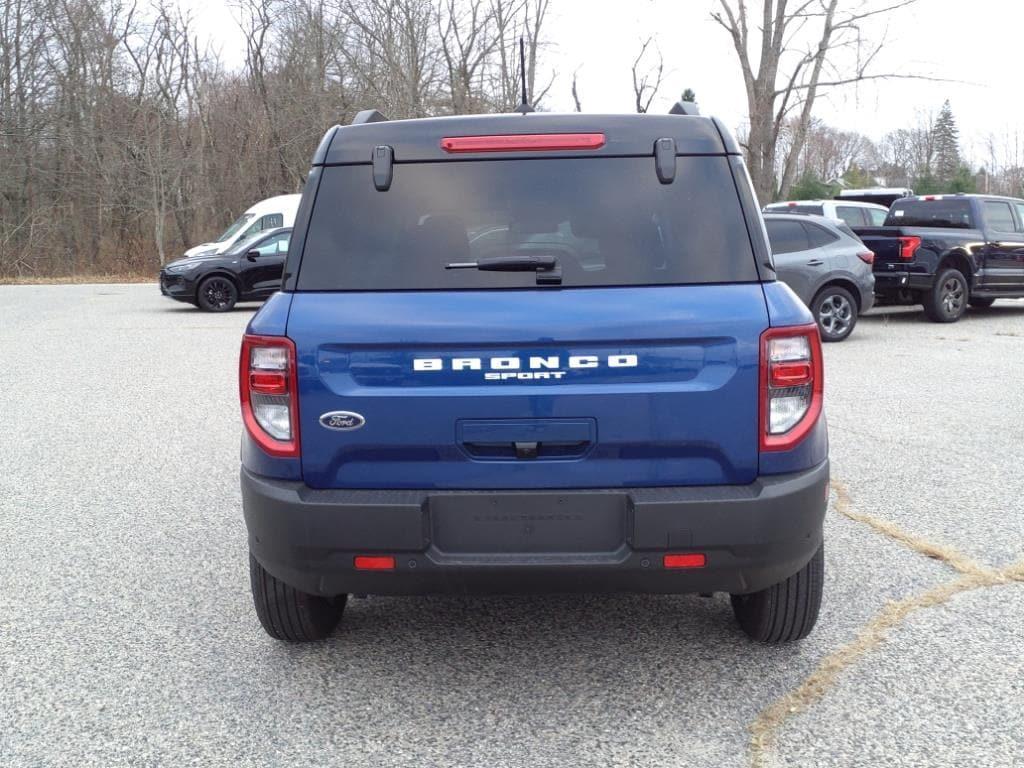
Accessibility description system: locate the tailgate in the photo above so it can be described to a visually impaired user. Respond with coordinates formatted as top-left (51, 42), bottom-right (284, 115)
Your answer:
top-left (852, 226), bottom-right (906, 266)
top-left (288, 285), bottom-right (768, 490)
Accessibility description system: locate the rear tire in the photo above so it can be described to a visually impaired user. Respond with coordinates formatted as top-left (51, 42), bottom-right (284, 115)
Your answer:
top-left (923, 268), bottom-right (967, 323)
top-left (730, 544), bottom-right (824, 643)
top-left (969, 297), bottom-right (995, 309)
top-left (249, 553), bottom-right (344, 642)
top-left (811, 285), bottom-right (858, 342)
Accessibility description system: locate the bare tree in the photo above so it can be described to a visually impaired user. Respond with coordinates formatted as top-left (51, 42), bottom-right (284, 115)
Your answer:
top-left (492, 0), bottom-right (551, 110)
top-left (570, 67), bottom-right (582, 112)
top-left (0, 0), bottom-right (554, 279)
top-left (784, 117), bottom-right (873, 183)
top-left (712, 0), bottom-right (919, 202)
top-left (630, 37), bottom-right (663, 114)
top-left (438, 0), bottom-right (519, 113)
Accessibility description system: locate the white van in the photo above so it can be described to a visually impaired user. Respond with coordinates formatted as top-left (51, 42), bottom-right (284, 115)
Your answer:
top-left (763, 199), bottom-right (891, 227)
top-left (184, 194), bottom-right (301, 257)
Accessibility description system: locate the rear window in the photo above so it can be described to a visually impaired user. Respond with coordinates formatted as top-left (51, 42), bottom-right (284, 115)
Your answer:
top-left (804, 222), bottom-right (838, 247)
top-left (886, 199), bottom-right (974, 228)
top-left (298, 157), bottom-right (759, 290)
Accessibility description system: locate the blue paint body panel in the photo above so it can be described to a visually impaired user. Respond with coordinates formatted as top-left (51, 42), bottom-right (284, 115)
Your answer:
top-left (285, 285), bottom-right (772, 490)
top-left (246, 291), bottom-right (292, 336)
top-left (761, 281), bottom-right (814, 327)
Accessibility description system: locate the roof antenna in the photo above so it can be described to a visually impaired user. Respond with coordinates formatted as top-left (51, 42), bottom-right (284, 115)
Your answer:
top-left (516, 36), bottom-right (534, 114)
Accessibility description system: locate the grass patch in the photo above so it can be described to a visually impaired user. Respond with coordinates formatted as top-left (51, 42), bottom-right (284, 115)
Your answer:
top-left (749, 480), bottom-right (1024, 768)
top-left (0, 273), bottom-right (155, 285)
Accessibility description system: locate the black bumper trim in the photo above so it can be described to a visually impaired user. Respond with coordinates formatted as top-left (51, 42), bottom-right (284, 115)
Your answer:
top-left (873, 270), bottom-right (933, 292)
top-left (242, 462), bottom-right (829, 597)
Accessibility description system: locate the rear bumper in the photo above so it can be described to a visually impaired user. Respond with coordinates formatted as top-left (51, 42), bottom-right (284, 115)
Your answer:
top-left (242, 461), bottom-right (829, 597)
top-left (858, 283), bottom-right (876, 313)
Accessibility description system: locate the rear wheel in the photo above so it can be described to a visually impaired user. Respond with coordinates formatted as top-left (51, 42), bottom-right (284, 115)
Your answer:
top-left (811, 285), bottom-right (857, 342)
top-left (197, 275), bottom-right (238, 312)
top-left (730, 544), bottom-right (824, 643)
top-left (249, 553), bottom-right (345, 642)
top-left (969, 297), bottom-right (995, 309)
top-left (923, 268), bottom-right (967, 323)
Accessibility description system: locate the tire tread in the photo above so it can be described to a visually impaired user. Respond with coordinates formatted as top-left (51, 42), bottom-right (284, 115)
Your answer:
top-left (249, 553), bottom-right (343, 642)
top-left (731, 544), bottom-right (824, 644)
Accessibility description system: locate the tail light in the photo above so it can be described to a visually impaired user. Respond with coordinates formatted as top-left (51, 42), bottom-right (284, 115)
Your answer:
top-left (441, 133), bottom-right (605, 153)
top-left (760, 324), bottom-right (823, 452)
top-left (898, 236), bottom-right (921, 261)
top-left (857, 250), bottom-right (875, 265)
top-left (240, 334), bottom-right (299, 457)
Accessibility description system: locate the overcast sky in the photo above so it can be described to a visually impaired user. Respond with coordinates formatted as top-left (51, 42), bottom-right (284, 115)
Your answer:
top-left (184, 0), bottom-right (1017, 164)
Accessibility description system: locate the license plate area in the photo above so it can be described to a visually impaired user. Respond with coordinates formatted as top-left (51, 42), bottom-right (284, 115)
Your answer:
top-left (430, 492), bottom-right (627, 554)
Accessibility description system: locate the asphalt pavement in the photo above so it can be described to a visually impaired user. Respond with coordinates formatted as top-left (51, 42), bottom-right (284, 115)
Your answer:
top-left (1, 284), bottom-right (1021, 767)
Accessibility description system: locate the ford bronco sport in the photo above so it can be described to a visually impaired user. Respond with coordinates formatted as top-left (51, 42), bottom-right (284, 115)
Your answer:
top-left (239, 107), bottom-right (829, 644)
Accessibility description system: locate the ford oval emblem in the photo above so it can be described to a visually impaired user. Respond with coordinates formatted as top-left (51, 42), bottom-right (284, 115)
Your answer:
top-left (319, 411), bottom-right (366, 431)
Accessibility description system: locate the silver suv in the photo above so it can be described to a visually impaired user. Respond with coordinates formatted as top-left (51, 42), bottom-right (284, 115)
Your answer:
top-left (764, 212), bottom-right (876, 342)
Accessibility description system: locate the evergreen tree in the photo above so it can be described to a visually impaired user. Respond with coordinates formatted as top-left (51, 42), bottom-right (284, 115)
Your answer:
top-left (682, 88), bottom-right (697, 102)
top-left (789, 172), bottom-right (835, 201)
top-left (949, 164), bottom-right (977, 194)
top-left (842, 164), bottom-right (874, 189)
top-left (932, 101), bottom-right (962, 186)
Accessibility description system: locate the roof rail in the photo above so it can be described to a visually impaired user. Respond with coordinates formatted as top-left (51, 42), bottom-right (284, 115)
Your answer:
top-left (669, 100), bottom-right (700, 116)
top-left (352, 109), bottom-right (388, 125)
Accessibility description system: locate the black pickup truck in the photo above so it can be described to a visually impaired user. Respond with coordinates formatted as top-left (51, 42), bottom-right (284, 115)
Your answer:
top-left (854, 194), bottom-right (1024, 322)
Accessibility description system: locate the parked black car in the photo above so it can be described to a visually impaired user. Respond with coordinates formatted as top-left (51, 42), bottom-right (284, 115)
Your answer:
top-left (853, 194), bottom-right (1024, 322)
top-left (159, 227), bottom-right (292, 311)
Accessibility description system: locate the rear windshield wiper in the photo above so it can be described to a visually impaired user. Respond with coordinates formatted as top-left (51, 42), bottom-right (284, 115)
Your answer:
top-left (446, 255), bottom-right (561, 285)
top-left (446, 255), bottom-right (556, 271)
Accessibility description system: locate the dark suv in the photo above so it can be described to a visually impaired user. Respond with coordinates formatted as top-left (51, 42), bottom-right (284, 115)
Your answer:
top-left (160, 227), bottom-right (291, 311)
top-left (239, 108), bottom-right (829, 644)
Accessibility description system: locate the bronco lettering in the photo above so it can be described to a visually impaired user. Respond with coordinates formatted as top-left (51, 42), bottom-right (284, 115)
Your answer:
top-left (413, 354), bottom-right (638, 372)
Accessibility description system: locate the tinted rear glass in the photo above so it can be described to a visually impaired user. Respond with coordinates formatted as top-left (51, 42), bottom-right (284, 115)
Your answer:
top-left (804, 222), bottom-right (838, 247)
top-left (765, 219), bottom-right (809, 254)
top-left (298, 157), bottom-right (758, 290)
top-left (886, 199), bottom-right (974, 228)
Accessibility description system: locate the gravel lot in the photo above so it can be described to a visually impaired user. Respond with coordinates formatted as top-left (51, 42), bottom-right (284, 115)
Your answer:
top-left (2, 284), bottom-right (1022, 767)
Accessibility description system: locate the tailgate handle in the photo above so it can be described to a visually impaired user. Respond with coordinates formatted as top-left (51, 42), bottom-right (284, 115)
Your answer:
top-left (514, 441), bottom-right (539, 459)
top-left (458, 418), bottom-right (596, 461)
top-left (462, 439), bottom-right (590, 460)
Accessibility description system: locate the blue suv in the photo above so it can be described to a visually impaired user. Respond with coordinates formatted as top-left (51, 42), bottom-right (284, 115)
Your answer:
top-left (239, 107), bottom-right (829, 644)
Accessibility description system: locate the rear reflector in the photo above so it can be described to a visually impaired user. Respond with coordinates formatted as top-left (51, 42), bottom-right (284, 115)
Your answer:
top-left (857, 250), bottom-right (875, 265)
top-left (770, 360), bottom-right (813, 387)
top-left (354, 555), bottom-right (396, 571)
top-left (664, 553), bottom-right (707, 569)
top-left (441, 133), bottom-right (606, 153)
top-left (249, 371), bottom-right (287, 394)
